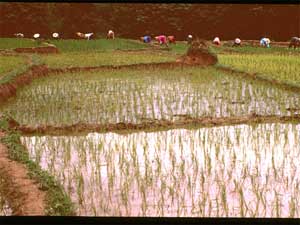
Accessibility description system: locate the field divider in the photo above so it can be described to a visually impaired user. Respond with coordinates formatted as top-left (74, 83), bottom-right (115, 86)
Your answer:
top-left (15, 114), bottom-right (300, 136)
top-left (0, 115), bottom-right (75, 215)
top-left (215, 64), bottom-right (300, 93)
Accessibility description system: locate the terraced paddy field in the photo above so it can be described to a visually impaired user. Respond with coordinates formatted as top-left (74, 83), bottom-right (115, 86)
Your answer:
top-left (21, 123), bottom-right (300, 217)
top-left (1, 67), bottom-right (299, 127)
top-left (0, 38), bottom-right (299, 217)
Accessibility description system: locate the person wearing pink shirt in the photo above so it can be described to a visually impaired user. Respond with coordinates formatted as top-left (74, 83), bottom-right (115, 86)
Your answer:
top-left (155, 35), bottom-right (168, 47)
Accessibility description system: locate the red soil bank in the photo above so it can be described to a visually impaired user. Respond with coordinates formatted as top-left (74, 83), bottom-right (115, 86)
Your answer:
top-left (0, 132), bottom-right (46, 215)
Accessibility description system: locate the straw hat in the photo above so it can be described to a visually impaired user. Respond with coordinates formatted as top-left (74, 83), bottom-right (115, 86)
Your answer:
top-left (33, 33), bottom-right (40, 39)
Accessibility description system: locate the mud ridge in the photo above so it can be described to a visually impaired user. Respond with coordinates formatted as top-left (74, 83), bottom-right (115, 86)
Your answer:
top-left (14, 46), bottom-right (59, 54)
top-left (0, 132), bottom-right (46, 215)
top-left (0, 65), bottom-right (49, 103)
top-left (47, 61), bottom-right (191, 74)
top-left (15, 114), bottom-right (300, 136)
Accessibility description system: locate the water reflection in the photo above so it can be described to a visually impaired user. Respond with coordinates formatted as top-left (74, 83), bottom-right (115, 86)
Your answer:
top-left (21, 123), bottom-right (300, 217)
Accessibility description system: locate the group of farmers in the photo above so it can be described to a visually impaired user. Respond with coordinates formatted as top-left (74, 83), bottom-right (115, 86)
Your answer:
top-left (14, 30), bottom-right (300, 49)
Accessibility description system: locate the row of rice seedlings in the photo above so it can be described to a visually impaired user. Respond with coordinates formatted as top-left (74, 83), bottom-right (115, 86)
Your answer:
top-left (2, 67), bottom-right (300, 126)
top-left (21, 123), bottom-right (300, 217)
top-left (218, 54), bottom-right (300, 87)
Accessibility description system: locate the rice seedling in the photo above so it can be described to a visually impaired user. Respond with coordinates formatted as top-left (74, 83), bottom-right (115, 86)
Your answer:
top-left (21, 123), bottom-right (300, 217)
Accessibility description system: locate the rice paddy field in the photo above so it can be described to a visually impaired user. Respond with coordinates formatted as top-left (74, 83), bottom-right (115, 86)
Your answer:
top-left (218, 54), bottom-right (300, 87)
top-left (1, 67), bottom-right (300, 126)
top-left (0, 38), bottom-right (300, 217)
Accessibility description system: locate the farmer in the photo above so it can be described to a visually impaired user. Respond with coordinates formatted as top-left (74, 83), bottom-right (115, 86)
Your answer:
top-left (76, 32), bottom-right (93, 40)
top-left (140, 35), bottom-right (151, 43)
top-left (167, 36), bottom-right (176, 44)
top-left (213, 37), bottom-right (221, 45)
top-left (187, 34), bottom-right (193, 44)
top-left (233, 38), bottom-right (241, 47)
top-left (155, 35), bottom-right (168, 47)
top-left (14, 33), bottom-right (24, 38)
top-left (107, 30), bottom-right (115, 39)
top-left (52, 33), bottom-right (59, 39)
top-left (260, 37), bottom-right (271, 48)
top-left (33, 33), bottom-right (40, 39)
top-left (289, 37), bottom-right (300, 49)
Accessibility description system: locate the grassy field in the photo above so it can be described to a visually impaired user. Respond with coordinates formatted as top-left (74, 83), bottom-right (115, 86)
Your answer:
top-left (41, 51), bottom-right (178, 68)
top-left (21, 123), bottom-right (300, 216)
top-left (1, 67), bottom-right (299, 126)
top-left (0, 55), bottom-right (27, 77)
top-left (218, 54), bottom-right (300, 87)
top-left (0, 38), bottom-right (46, 49)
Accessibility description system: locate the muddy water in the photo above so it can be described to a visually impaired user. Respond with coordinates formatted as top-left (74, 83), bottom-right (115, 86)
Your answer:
top-left (1, 68), bottom-right (300, 126)
top-left (21, 123), bottom-right (300, 217)
top-left (0, 178), bottom-right (13, 216)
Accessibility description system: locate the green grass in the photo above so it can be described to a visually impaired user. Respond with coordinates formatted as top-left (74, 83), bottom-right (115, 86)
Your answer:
top-left (0, 115), bottom-right (75, 215)
top-left (218, 54), bottom-right (300, 87)
top-left (47, 38), bottom-right (150, 52)
top-left (41, 51), bottom-right (178, 68)
top-left (1, 67), bottom-right (299, 126)
top-left (0, 38), bottom-right (45, 49)
top-left (0, 56), bottom-right (27, 77)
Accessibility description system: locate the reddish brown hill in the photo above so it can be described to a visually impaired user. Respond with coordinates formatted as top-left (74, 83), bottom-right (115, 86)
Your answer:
top-left (0, 3), bottom-right (299, 41)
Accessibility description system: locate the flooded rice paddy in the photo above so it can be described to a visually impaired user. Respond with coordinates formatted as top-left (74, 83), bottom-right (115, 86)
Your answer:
top-left (1, 67), bottom-right (300, 126)
top-left (21, 123), bottom-right (300, 217)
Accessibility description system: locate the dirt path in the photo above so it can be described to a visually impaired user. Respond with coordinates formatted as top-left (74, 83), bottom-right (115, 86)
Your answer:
top-left (0, 132), bottom-right (46, 215)
top-left (17, 114), bottom-right (300, 136)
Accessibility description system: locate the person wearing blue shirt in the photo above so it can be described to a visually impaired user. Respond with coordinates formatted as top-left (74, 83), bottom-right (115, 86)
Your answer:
top-left (260, 37), bottom-right (271, 48)
top-left (141, 35), bottom-right (151, 43)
